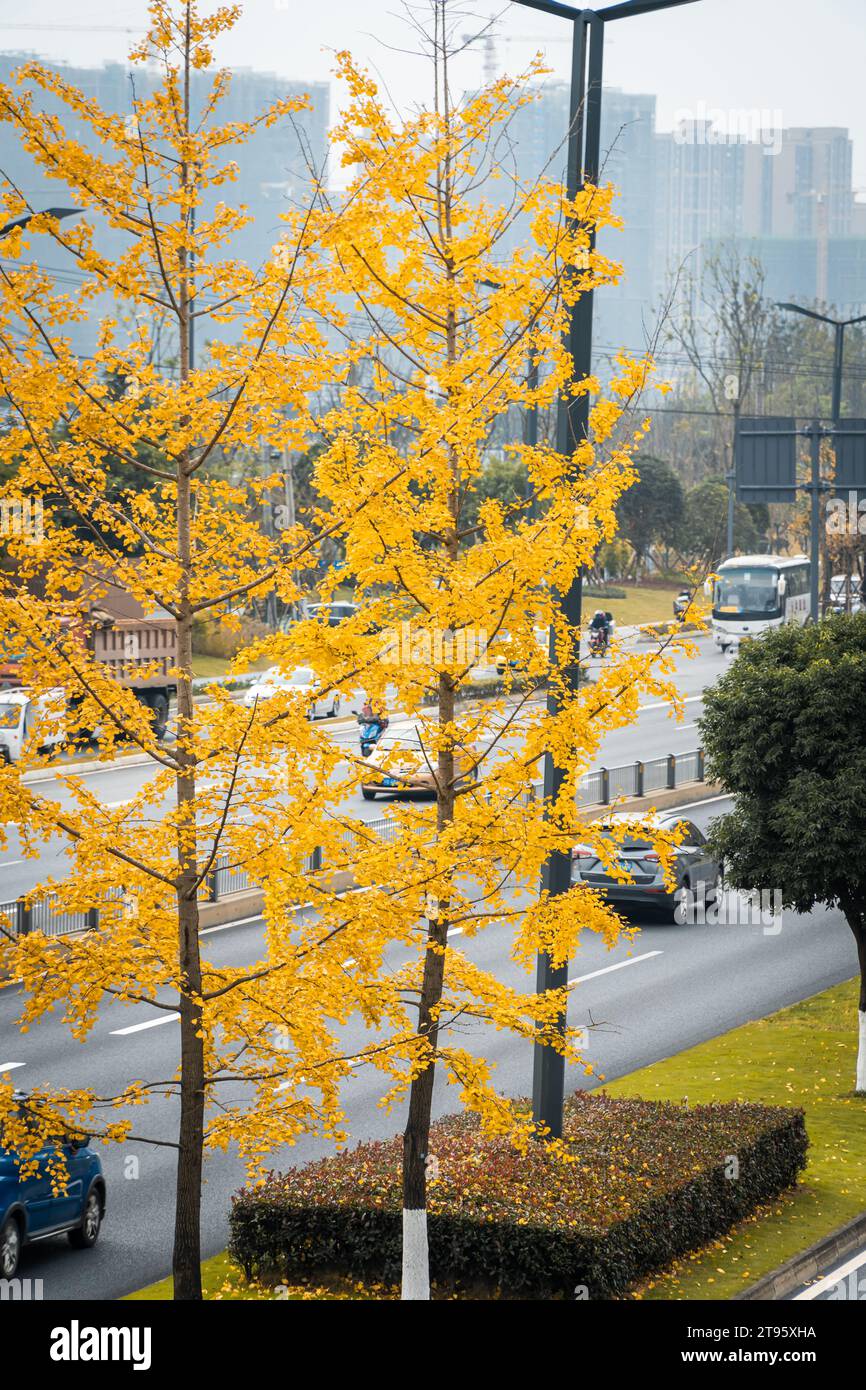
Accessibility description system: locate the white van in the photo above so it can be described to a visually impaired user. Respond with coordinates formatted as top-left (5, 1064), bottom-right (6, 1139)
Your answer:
top-left (828, 574), bottom-right (863, 615)
top-left (0, 688), bottom-right (66, 764)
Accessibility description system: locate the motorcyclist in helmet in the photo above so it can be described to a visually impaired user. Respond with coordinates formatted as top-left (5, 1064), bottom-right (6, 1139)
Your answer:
top-left (588, 609), bottom-right (613, 655)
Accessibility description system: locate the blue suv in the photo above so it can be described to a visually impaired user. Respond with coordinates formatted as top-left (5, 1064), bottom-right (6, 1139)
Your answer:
top-left (0, 1093), bottom-right (105, 1279)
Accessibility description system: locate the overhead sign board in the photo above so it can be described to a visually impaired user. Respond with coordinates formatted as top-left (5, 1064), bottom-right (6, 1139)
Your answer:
top-left (735, 416), bottom-right (798, 503)
top-left (832, 419), bottom-right (866, 496)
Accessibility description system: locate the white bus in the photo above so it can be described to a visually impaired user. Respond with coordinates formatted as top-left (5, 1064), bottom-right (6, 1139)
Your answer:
top-left (710, 554), bottom-right (811, 652)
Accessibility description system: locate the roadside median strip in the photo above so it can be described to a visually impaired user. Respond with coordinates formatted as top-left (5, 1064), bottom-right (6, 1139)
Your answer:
top-left (736, 1209), bottom-right (866, 1300)
top-left (605, 977), bottom-right (866, 1300)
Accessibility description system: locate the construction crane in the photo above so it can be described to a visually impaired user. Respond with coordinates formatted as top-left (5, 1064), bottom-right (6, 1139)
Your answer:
top-left (462, 25), bottom-right (571, 84)
top-left (461, 28), bottom-right (499, 85)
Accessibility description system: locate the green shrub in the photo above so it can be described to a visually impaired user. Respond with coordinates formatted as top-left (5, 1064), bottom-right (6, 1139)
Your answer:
top-left (229, 1092), bottom-right (807, 1298)
top-left (583, 584), bottom-right (627, 600)
top-left (191, 614), bottom-right (271, 659)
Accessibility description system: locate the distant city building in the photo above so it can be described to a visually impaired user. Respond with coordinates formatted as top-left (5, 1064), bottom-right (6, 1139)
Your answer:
top-left (0, 53), bottom-right (330, 356)
top-left (654, 122), bottom-right (752, 289)
top-left (704, 236), bottom-right (866, 317)
top-left (476, 79), bottom-right (865, 363)
top-left (655, 121), bottom-right (858, 307)
top-left (476, 81), bottom-right (658, 354)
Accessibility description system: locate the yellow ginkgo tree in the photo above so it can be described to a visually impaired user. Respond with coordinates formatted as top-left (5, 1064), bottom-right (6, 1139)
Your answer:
top-left (267, 11), bottom-right (688, 1300)
top-left (0, 0), bottom-right (691, 1306)
top-left (0, 0), bottom-right (426, 1301)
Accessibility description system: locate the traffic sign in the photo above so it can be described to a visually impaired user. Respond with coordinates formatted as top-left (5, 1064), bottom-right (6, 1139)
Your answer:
top-left (735, 416), bottom-right (798, 502)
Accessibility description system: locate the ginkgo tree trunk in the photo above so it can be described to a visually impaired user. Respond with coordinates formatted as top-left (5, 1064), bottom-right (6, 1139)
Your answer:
top-left (297, 9), bottom-right (685, 1300)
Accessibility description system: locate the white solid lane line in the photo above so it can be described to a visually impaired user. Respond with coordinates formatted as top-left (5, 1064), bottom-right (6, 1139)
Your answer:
top-left (0, 1061), bottom-right (26, 1072)
top-left (669, 794), bottom-right (732, 810)
top-left (638, 695), bottom-right (704, 714)
top-left (568, 950), bottom-right (663, 988)
top-left (794, 1249), bottom-right (866, 1300)
top-left (111, 1012), bottom-right (179, 1036)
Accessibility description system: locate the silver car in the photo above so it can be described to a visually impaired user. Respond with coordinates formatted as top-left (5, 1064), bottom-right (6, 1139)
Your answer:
top-left (242, 666), bottom-right (340, 719)
top-left (571, 812), bottom-right (723, 923)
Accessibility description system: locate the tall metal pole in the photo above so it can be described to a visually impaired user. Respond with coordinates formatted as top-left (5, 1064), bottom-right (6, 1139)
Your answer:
top-left (726, 471), bottom-right (735, 556)
top-left (532, 12), bottom-right (605, 1139)
top-left (525, 353), bottom-right (539, 451)
top-left (832, 321), bottom-right (844, 426)
top-left (514, 0), bottom-right (703, 1139)
top-left (809, 421), bottom-right (821, 623)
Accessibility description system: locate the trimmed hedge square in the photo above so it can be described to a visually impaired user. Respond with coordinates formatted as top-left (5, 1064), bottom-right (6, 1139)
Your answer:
top-left (229, 1092), bottom-right (807, 1298)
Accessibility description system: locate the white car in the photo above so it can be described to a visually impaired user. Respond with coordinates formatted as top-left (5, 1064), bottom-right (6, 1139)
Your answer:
top-left (242, 667), bottom-right (340, 719)
top-left (0, 688), bottom-right (66, 764)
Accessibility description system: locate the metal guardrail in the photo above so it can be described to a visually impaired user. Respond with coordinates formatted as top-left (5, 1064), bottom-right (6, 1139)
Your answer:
top-left (1, 750), bottom-right (709, 934)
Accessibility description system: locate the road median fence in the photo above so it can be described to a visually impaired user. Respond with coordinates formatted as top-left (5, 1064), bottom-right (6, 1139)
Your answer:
top-left (1, 749), bottom-right (719, 940)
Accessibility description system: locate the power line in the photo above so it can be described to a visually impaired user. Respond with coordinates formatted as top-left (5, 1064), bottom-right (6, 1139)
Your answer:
top-left (0, 24), bottom-right (145, 35)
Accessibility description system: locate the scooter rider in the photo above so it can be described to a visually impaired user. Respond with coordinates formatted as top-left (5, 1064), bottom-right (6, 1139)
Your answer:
top-left (358, 697), bottom-right (389, 754)
top-left (589, 609), bottom-right (612, 652)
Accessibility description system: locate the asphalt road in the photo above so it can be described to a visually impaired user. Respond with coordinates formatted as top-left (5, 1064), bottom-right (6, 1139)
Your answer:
top-left (790, 1245), bottom-right (866, 1301)
top-left (0, 791), bottom-right (857, 1300)
top-left (7, 631), bottom-right (849, 1301)
top-left (0, 634), bottom-right (719, 901)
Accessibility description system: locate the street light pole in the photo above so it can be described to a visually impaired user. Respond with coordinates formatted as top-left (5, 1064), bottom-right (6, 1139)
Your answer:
top-left (832, 321), bottom-right (845, 427)
top-left (777, 303), bottom-right (866, 617)
top-left (777, 302), bottom-right (866, 427)
top-left (0, 207), bottom-right (80, 243)
top-left (529, 10), bottom-right (596, 1140)
top-left (513, 0), bottom-right (702, 1138)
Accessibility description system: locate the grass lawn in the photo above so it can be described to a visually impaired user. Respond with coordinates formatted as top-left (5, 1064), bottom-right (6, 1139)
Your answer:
top-left (605, 977), bottom-right (866, 1299)
top-left (593, 584), bottom-right (684, 629)
top-left (126, 1251), bottom-right (386, 1301)
top-left (192, 653), bottom-right (268, 679)
top-left (129, 977), bottom-right (865, 1302)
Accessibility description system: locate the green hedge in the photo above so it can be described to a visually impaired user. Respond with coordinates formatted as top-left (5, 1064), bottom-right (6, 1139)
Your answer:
top-left (229, 1093), bottom-right (807, 1298)
top-left (584, 585), bottom-right (627, 599)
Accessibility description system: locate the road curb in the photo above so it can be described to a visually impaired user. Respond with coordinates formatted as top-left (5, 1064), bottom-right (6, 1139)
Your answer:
top-left (588, 782), bottom-right (725, 817)
top-left (191, 782), bottom-right (730, 931)
top-left (733, 1210), bottom-right (866, 1300)
top-left (637, 620), bottom-right (705, 643)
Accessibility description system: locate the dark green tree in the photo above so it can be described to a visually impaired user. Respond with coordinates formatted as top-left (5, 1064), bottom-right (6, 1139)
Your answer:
top-left (459, 453), bottom-right (530, 541)
top-left (700, 615), bottom-right (866, 1092)
top-left (677, 477), bottom-right (766, 568)
top-left (616, 455), bottom-right (684, 576)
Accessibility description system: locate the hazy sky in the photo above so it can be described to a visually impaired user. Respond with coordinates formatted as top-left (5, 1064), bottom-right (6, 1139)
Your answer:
top-left (1, 0), bottom-right (865, 189)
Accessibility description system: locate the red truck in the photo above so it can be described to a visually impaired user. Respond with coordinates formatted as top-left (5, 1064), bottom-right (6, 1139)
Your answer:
top-left (0, 571), bottom-right (177, 760)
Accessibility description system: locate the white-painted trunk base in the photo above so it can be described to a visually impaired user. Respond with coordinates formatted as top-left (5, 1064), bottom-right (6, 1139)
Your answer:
top-left (857, 1011), bottom-right (866, 1093)
top-left (401, 1207), bottom-right (430, 1300)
